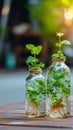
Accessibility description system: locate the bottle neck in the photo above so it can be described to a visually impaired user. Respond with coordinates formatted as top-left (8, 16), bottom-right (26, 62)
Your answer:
top-left (29, 69), bottom-right (42, 74)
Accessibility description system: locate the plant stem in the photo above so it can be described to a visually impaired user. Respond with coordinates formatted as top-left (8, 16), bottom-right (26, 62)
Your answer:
top-left (34, 54), bottom-right (37, 68)
top-left (59, 36), bottom-right (61, 42)
top-left (59, 36), bottom-right (62, 51)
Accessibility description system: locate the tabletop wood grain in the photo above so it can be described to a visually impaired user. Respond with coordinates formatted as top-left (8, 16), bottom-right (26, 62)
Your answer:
top-left (0, 97), bottom-right (73, 130)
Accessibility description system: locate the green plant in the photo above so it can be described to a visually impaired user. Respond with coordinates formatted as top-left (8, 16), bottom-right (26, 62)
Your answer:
top-left (26, 79), bottom-right (46, 107)
top-left (47, 32), bottom-right (71, 117)
top-left (47, 70), bottom-right (70, 117)
top-left (26, 44), bottom-right (45, 70)
top-left (52, 32), bottom-right (71, 58)
top-left (26, 44), bottom-right (46, 116)
top-left (26, 76), bottom-right (46, 116)
top-left (47, 71), bottom-right (70, 105)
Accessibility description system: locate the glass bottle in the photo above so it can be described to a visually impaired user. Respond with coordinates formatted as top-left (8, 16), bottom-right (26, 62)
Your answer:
top-left (25, 69), bottom-right (46, 117)
top-left (46, 56), bottom-right (71, 118)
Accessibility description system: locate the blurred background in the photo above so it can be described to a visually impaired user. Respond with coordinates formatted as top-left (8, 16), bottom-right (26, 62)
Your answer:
top-left (0, 0), bottom-right (73, 106)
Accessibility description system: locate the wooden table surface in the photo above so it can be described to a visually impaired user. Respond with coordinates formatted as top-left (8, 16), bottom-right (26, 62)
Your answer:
top-left (0, 97), bottom-right (73, 130)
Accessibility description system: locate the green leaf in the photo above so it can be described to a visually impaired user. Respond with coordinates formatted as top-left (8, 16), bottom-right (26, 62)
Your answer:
top-left (53, 72), bottom-right (65, 80)
top-left (52, 54), bottom-right (58, 58)
top-left (61, 40), bottom-right (71, 45)
top-left (35, 46), bottom-right (42, 55)
top-left (56, 42), bottom-right (61, 47)
top-left (26, 56), bottom-right (39, 64)
top-left (26, 44), bottom-right (42, 55)
top-left (26, 44), bottom-right (35, 50)
top-left (39, 62), bottom-right (45, 68)
top-left (52, 53), bottom-right (64, 58)
top-left (57, 51), bottom-right (64, 57)
top-left (26, 44), bottom-right (35, 55)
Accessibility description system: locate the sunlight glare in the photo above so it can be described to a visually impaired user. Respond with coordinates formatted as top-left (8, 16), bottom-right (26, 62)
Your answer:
top-left (64, 9), bottom-right (73, 21)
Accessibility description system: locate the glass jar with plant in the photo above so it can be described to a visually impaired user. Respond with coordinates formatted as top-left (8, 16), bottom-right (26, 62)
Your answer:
top-left (25, 44), bottom-right (46, 117)
top-left (46, 32), bottom-right (71, 118)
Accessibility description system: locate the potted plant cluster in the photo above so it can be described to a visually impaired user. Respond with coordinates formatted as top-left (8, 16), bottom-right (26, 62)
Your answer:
top-left (25, 44), bottom-right (46, 117)
top-left (25, 32), bottom-right (71, 118)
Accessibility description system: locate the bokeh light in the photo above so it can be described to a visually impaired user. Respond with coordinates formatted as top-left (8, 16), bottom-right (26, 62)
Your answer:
top-left (1, 6), bottom-right (10, 15)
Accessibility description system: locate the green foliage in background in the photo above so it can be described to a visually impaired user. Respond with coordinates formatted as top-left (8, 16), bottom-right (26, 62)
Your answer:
top-left (29, 0), bottom-right (73, 34)
top-left (0, 27), bottom-right (9, 40)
